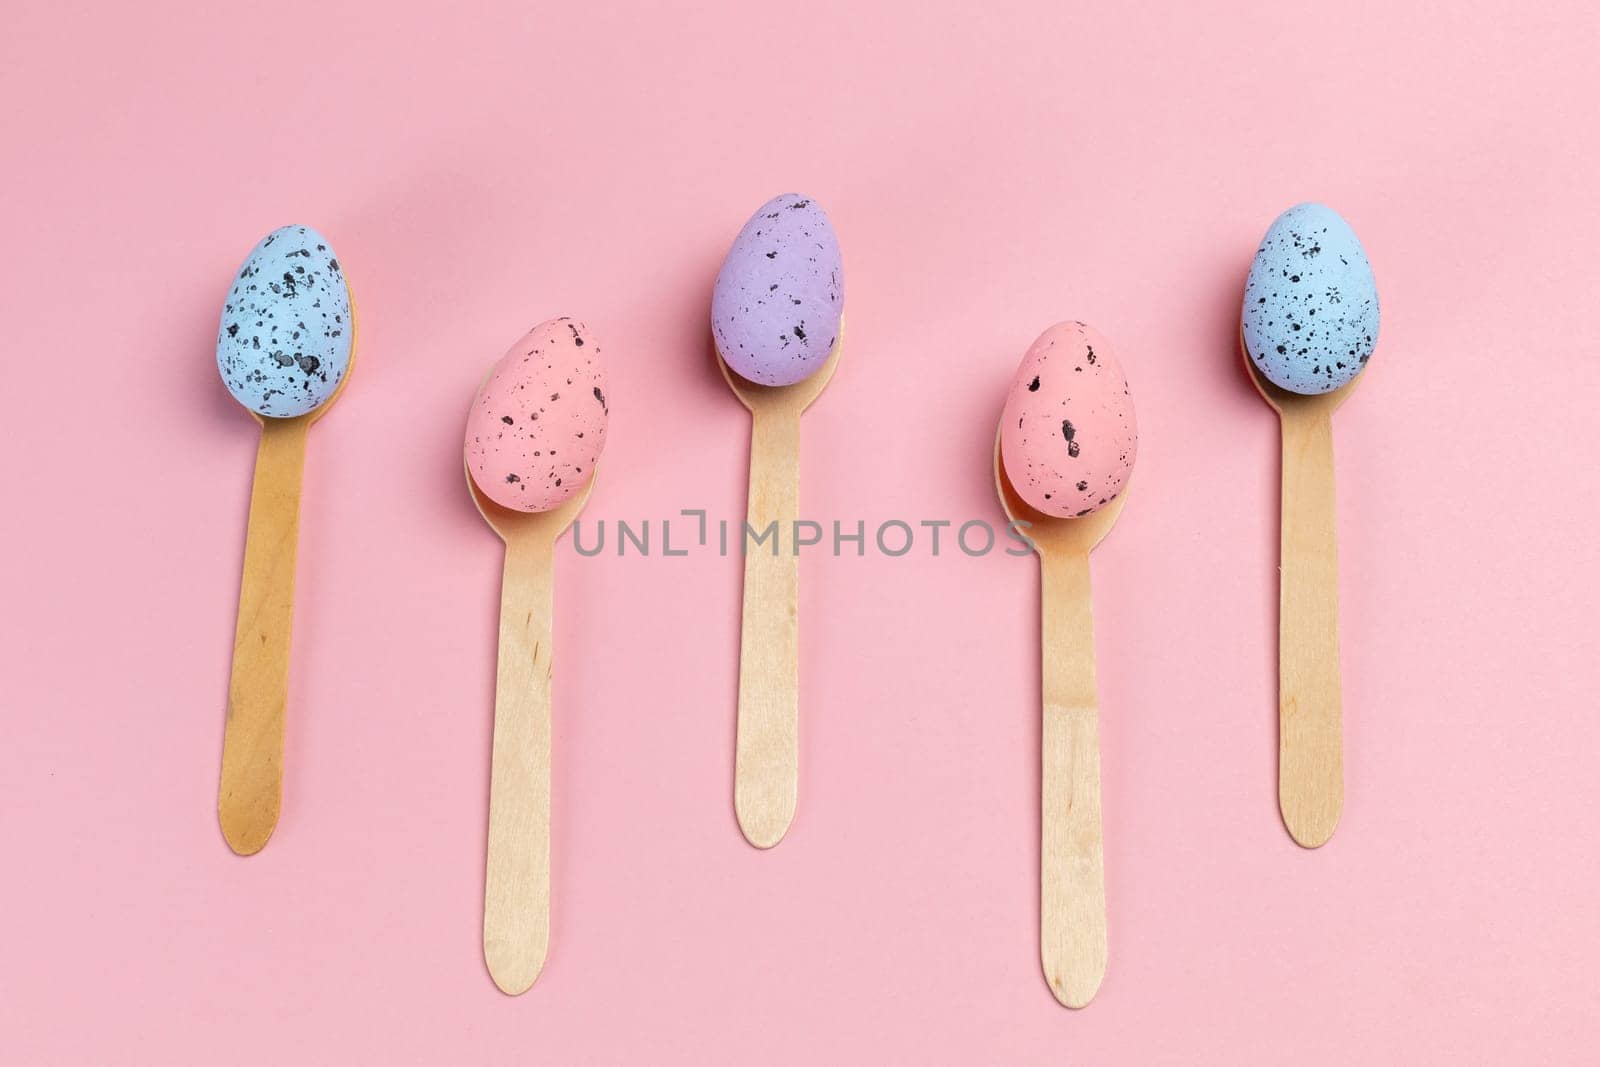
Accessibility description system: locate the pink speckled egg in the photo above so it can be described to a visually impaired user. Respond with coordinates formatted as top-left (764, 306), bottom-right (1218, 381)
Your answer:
top-left (1000, 321), bottom-right (1136, 518)
top-left (465, 318), bottom-right (608, 512)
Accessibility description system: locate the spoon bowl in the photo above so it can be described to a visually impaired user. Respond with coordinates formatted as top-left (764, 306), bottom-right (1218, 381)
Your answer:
top-left (466, 456), bottom-right (597, 545)
top-left (242, 291), bottom-right (360, 429)
top-left (994, 423), bottom-right (1127, 558)
top-left (1240, 323), bottom-right (1358, 420)
top-left (715, 318), bottom-right (844, 415)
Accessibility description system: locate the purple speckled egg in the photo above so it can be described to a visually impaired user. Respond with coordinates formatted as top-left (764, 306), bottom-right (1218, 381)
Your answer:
top-left (712, 193), bottom-right (843, 386)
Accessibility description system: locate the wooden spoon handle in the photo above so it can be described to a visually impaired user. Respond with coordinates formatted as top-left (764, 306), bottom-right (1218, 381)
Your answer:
top-left (483, 530), bottom-right (556, 994)
top-left (1277, 409), bottom-right (1344, 848)
top-left (1038, 548), bottom-right (1107, 1008)
top-left (218, 416), bottom-right (309, 855)
top-left (733, 405), bottom-right (801, 848)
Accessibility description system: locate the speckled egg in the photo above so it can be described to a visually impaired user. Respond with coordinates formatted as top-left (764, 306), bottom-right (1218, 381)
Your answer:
top-left (216, 225), bottom-right (353, 418)
top-left (1242, 203), bottom-right (1379, 394)
top-left (465, 318), bottom-right (608, 512)
top-left (712, 193), bottom-right (843, 387)
top-left (1001, 321), bottom-right (1137, 519)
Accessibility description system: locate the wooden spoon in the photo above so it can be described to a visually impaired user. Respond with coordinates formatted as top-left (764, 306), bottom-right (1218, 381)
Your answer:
top-left (715, 322), bottom-right (844, 849)
top-left (1240, 327), bottom-right (1353, 848)
top-left (994, 424), bottom-right (1126, 1009)
top-left (467, 459), bottom-right (596, 995)
top-left (218, 296), bottom-right (358, 856)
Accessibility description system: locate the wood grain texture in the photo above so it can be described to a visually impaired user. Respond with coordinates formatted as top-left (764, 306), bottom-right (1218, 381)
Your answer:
top-left (483, 528), bottom-right (556, 995)
top-left (1240, 327), bottom-right (1349, 849)
top-left (218, 415), bottom-right (309, 856)
top-left (732, 407), bottom-right (801, 848)
top-left (467, 458), bottom-right (594, 996)
top-left (995, 428), bottom-right (1124, 1008)
top-left (1038, 546), bottom-right (1107, 1009)
top-left (716, 325), bottom-right (843, 850)
top-left (1275, 406), bottom-right (1344, 848)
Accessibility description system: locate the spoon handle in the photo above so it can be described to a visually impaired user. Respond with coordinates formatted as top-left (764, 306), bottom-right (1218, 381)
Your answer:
top-left (1277, 409), bottom-right (1343, 848)
top-left (483, 528), bottom-right (557, 995)
top-left (1038, 547), bottom-right (1107, 1008)
top-left (218, 415), bottom-right (309, 855)
top-left (733, 405), bottom-right (802, 848)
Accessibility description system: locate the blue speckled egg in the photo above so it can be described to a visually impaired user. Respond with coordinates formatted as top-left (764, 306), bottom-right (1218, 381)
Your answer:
top-left (217, 225), bottom-right (353, 418)
top-left (1242, 203), bottom-right (1378, 394)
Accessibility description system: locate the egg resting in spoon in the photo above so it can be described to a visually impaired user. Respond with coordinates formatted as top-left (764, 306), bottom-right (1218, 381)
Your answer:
top-left (712, 193), bottom-right (843, 387)
top-left (217, 224), bottom-right (352, 418)
top-left (1242, 202), bottom-right (1379, 395)
top-left (466, 318), bottom-right (608, 512)
top-left (1000, 321), bottom-right (1137, 519)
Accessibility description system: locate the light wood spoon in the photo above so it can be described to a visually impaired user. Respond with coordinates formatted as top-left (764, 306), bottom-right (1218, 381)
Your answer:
top-left (715, 322), bottom-right (844, 849)
top-left (994, 425), bottom-right (1126, 1009)
top-left (468, 458), bottom-right (596, 995)
top-left (218, 298), bottom-right (358, 856)
top-left (1240, 327), bottom-right (1352, 848)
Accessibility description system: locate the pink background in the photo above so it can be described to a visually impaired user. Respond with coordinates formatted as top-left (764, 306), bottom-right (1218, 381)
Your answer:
top-left (3, 1), bottom-right (1597, 1062)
